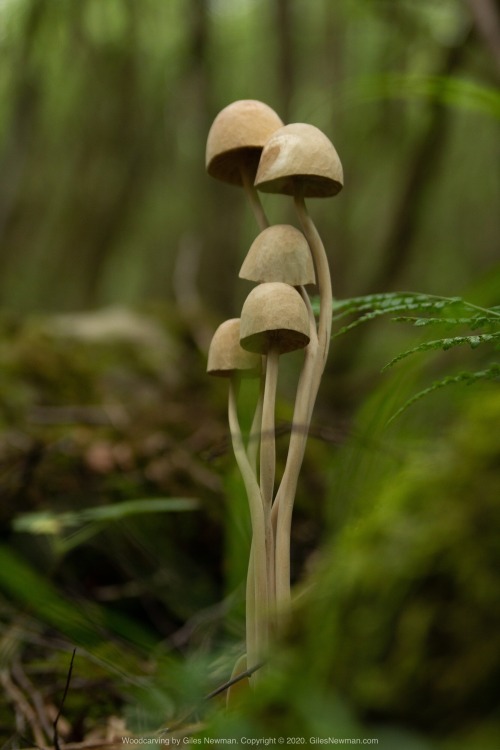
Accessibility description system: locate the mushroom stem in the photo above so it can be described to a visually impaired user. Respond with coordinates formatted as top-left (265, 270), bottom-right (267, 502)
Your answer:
top-left (245, 541), bottom-right (257, 675)
top-left (260, 347), bottom-right (279, 614)
top-left (294, 194), bottom-right (332, 374)
top-left (240, 168), bottom-right (269, 231)
top-left (247, 365), bottom-right (264, 475)
top-left (260, 349), bottom-right (278, 505)
top-left (273, 335), bottom-right (318, 610)
top-left (273, 196), bottom-right (332, 611)
top-left (228, 378), bottom-right (269, 669)
top-left (271, 288), bottom-right (318, 539)
top-left (240, 168), bottom-right (273, 613)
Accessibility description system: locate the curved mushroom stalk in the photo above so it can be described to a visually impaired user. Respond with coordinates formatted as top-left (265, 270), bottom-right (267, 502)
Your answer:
top-left (240, 167), bottom-right (269, 232)
top-left (294, 194), bottom-right (332, 376)
top-left (260, 348), bottom-right (279, 508)
top-left (207, 320), bottom-right (266, 669)
top-left (228, 378), bottom-right (269, 669)
top-left (271, 287), bottom-right (319, 609)
top-left (240, 282), bottom-right (311, 619)
top-left (254, 122), bottom-right (343, 612)
top-left (260, 347), bottom-right (279, 610)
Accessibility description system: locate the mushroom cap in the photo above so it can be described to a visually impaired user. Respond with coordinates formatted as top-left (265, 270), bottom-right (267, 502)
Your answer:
top-left (254, 123), bottom-right (343, 197)
top-left (206, 100), bottom-right (284, 186)
top-left (239, 224), bottom-right (316, 286)
top-left (240, 282), bottom-right (310, 354)
top-left (207, 318), bottom-right (261, 377)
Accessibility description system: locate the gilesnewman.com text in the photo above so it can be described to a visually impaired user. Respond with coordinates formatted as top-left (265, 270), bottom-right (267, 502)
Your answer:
top-left (122, 738), bottom-right (379, 746)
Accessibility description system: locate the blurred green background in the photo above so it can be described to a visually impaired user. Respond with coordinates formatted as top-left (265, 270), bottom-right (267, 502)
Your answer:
top-left (0, 0), bottom-right (499, 747)
top-left (1, 0), bottom-right (498, 315)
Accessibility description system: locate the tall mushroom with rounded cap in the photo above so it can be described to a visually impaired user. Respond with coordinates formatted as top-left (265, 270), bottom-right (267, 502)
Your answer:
top-left (206, 100), bottom-right (283, 230)
top-left (204, 102), bottom-right (345, 681)
top-left (240, 282), bottom-right (310, 611)
top-left (255, 123), bottom-right (343, 608)
top-left (255, 122), bottom-right (342, 366)
top-left (207, 319), bottom-right (267, 670)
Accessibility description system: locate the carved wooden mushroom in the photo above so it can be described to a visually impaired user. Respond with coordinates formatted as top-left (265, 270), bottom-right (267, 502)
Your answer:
top-left (240, 282), bottom-right (310, 613)
top-left (208, 318), bottom-right (266, 668)
top-left (239, 282), bottom-right (310, 357)
top-left (239, 224), bottom-right (315, 287)
top-left (254, 122), bottom-right (343, 365)
top-left (254, 123), bottom-right (344, 609)
top-left (207, 318), bottom-right (260, 378)
top-left (254, 122), bottom-right (343, 198)
top-left (206, 100), bottom-right (284, 230)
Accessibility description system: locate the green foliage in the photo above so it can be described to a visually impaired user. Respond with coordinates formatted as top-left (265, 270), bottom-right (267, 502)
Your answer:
top-left (352, 74), bottom-right (500, 120)
top-left (12, 497), bottom-right (200, 556)
top-left (320, 291), bottom-right (500, 419)
top-left (224, 389), bottom-right (500, 747)
top-left (0, 0), bottom-right (499, 743)
top-left (388, 364), bottom-right (500, 423)
top-left (0, 545), bottom-right (156, 662)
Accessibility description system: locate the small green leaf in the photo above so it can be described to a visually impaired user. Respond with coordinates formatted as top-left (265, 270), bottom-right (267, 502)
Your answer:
top-left (13, 497), bottom-right (199, 535)
top-left (388, 364), bottom-right (500, 423)
top-left (382, 332), bottom-right (500, 370)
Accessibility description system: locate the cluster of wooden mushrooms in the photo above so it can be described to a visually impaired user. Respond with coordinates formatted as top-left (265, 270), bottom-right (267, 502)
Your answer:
top-left (206, 100), bottom-right (343, 682)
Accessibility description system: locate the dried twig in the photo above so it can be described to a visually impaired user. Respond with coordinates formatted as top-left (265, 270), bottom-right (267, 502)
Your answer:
top-left (53, 649), bottom-right (76, 750)
top-left (1, 668), bottom-right (48, 749)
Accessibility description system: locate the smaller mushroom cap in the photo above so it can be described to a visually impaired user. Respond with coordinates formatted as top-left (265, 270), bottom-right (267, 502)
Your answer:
top-left (254, 123), bottom-right (343, 198)
top-left (206, 100), bottom-right (284, 186)
top-left (239, 224), bottom-right (316, 286)
top-left (240, 282), bottom-right (310, 355)
top-left (207, 318), bottom-right (260, 377)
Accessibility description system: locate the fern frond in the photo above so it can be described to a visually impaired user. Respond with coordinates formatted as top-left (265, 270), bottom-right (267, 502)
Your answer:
top-left (329, 292), bottom-right (463, 323)
top-left (332, 305), bottom-right (434, 337)
top-left (392, 316), bottom-right (500, 329)
top-left (331, 302), bottom-right (467, 337)
top-left (323, 291), bottom-right (500, 330)
top-left (326, 289), bottom-right (500, 419)
top-left (382, 332), bottom-right (500, 371)
top-left (388, 364), bottom-right (500, 423)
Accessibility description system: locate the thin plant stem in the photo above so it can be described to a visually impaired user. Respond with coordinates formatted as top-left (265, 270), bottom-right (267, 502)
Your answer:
top-left (260, 349), bottom-right (278, 505)
top-left (294, 194), bottom-right (332, 373)
top-left (271, 289), bottom-right (318, 539)
top-left (260, 348), bottom-right (279, 615)
top-left (273, 339), bottom-right (317, 609)
top-left (273, 194), bottom-right (332, 610)
top-left (240, 168), bottom-right (269, 231)
top-left (228, 378), bottom-right (269, 668)
top-left (240, 168), bottom-right (276, 624)
top-left (247, 364), bottom-right (265, 474)
top-left (245, 541), bottom-right (257, 671)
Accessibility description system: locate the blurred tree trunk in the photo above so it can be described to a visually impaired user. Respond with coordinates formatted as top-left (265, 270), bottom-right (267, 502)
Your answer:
top-left (466, 0), bottom-right (500, 75)
top-left (330, 29), bottom-right (474, 400)
top-left (187, 0), bottom-right (212, 136)
top-left (53, 0), bottom-right (146, 308)
top-left (0, 0), bottom-right (46, 304)
top-left (366, 30), bottom-right (473, 295)
top-left (171, 0), bottom-right (222, 340)
top-left (274, 0), bottom-right (294, 122)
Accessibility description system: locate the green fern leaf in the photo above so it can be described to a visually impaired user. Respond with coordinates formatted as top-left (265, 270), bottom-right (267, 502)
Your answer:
top-left (388, 364), bottom-right (500, 423)
top-left (392, 316), bottom-right (500, 329)
top-left (382, 332), bottom-right (500, 370)
top-left (326, 292), bottom-right (468, 328)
